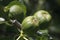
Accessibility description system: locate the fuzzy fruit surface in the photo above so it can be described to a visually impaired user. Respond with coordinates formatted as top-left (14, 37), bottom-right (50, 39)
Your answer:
top-left (9, 5), bottom-right (23, 14)
top-left (22, 16), bottom-right (39, 30)
top-left (34, 10), bottom-right (51, 29)
top-left (22, 16), bottom-right (39, 35)
top-left (34, 10), bottom-right (51, 24)
top-left (9, 5), bottom-right (24, 22)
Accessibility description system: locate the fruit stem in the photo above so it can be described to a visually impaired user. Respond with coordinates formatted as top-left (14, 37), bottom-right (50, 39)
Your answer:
top-left (16, 30), bottom-right (23, 40)
top-left (10, 19), bottom-right (29, 40)
top-left (23, 36), bottom-right (28, 40)
top-left (16, 30), bottom-right (28, 40)
top-left (10, 19), bottom-right (22, 31)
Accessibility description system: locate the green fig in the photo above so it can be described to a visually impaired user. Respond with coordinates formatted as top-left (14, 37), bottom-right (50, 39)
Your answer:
top-left (4, 1), bottom-right (26, 22)
top-left (22, 16), bottom-right (39, 35)
top-left (34, 10), bottom-right (51, 24)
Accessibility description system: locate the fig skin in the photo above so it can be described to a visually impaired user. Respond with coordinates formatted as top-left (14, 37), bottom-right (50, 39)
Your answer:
top-left (22, 16), bottom-right (39, 36)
